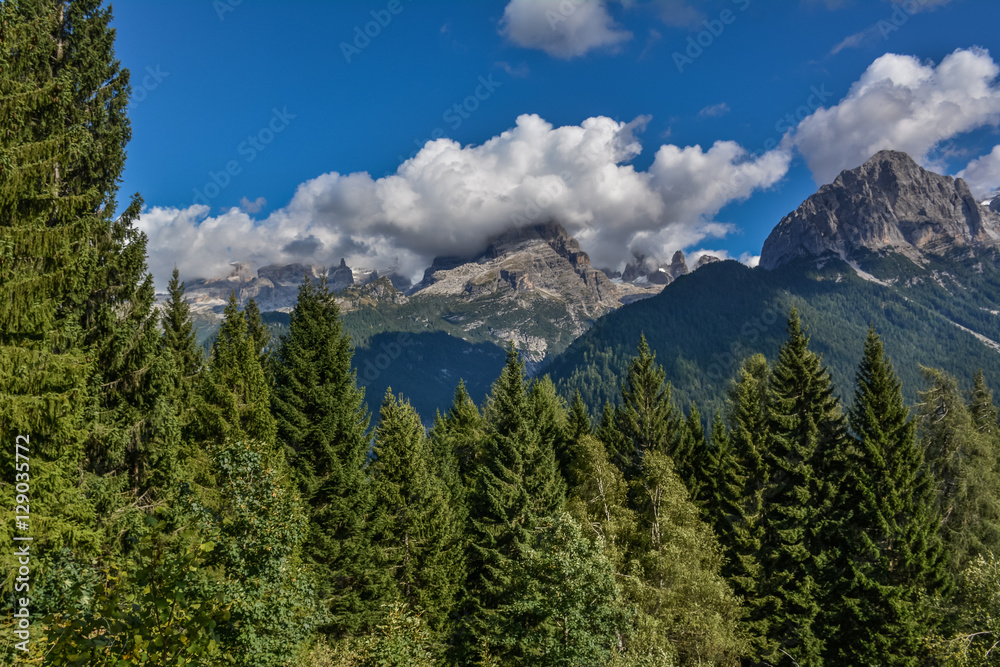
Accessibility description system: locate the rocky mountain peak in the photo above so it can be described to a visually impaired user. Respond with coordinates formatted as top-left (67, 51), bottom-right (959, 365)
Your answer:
top-left (760, 150), bottom-right (1000, 270)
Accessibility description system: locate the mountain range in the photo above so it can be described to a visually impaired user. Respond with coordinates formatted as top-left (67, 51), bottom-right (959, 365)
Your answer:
top-left (172, 150), bottom-right (1000, 418)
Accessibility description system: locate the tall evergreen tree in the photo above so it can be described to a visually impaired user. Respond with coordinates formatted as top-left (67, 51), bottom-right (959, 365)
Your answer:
top-left (825, 329), bottom-right (944, 665)
top-left (612, 336), bottom-right (683, 481)
top-left (0, 0), bottom-right (176, 563)
top-left (462, 344), bottom-right (553, 658)
top-left (369, 391), bottom-right (465, 640)
top-left (918, 367), bottom-right (1000, 578)
top-left (720, 354), bottom-right (772, 658)
top-left (161, 267), bottom-right (203, 395)
top-left (197, 292), bottom-right (277, 447)
top-left (757, 309), bottom-right (848, 666)
top-left (526, 375), bottom-right (569, 513)
top-left (271, 276), bottom-right (384, 636)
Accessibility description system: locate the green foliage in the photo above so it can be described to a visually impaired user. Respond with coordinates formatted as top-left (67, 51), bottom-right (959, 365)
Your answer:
top-left (756, 310), bottom-right (849, 666)
top-left (42, 524), bottom-right (233, 666)
top-left (294, 603), bottom-right (439, 667)
top-left (825, 329), bottom-right (944, 665)
top-left (271, 275), bottom-right (383, 636)
top-left (191, 438), bottom-right (322, 667)
top-left (933, 554), bottom-right (1000, 666)
top-left (610, 336), bottom-right (684, 481)
top-left (480, 512), bottom-right (623, 666)
top-left (369, 390), bottom-right (465, 638)
top-left (197, 292), bottom-right (278, 447)
top-left (918, 367), bottom-right (1000, 579)
top-left (625, 450), bottom-right (746, 665)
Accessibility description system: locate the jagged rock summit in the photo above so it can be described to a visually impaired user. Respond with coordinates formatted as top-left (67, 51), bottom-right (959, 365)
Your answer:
top-left (761, 150), bottom-right (1000, 270)
top-left (414, 222), bottom-right (623, 311)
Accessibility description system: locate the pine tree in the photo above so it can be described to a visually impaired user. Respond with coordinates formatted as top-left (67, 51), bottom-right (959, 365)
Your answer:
top-left (244, 296), bottom-right (274, 382)
top-left (369, 391), bottom-right (465, 640)
top-left (271, 275), bottom-right (384, 636)
top-left (968, 369), bottom-right (1000, 450)
top-left (757, 309), bottom-right (848, 666)
top-left (721, 354), bottom-right (771, 658)
top-left (0, 0), bottom-right (176, 565)
top-left (918, 367), bottom-right (1000, 579)
top-left (197, 292), bottom-right (277, 447)
top-left (161, 267), bottom-right (203, 395)
top-left (462, 344), bottom-right (552, 657)
top-left (526, 375), bottom-right (569, 514)
top-left (612, 336), bottom-right (683, 481)
top-left (825, 329), bottom-right (944, 666)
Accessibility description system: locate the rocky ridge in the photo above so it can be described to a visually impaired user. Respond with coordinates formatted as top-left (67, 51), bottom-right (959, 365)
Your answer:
top-left (761, 150), bottom-right (1000, 271)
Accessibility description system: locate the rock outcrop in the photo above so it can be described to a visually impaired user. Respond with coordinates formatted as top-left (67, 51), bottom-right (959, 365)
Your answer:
top-left (761, 150), bottom-right (1000, 270)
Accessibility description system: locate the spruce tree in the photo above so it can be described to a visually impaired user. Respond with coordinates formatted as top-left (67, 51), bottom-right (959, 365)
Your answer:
top-left (369, 391), bottom-right (465, 640)
top-left (757, 309), bottom-right (848, 666)
top-left (462, 344), bottom-right (550, 657)
top-left (526, 375), bottom-right (569, 514)
top-left (612, 336), bottom-right (683, 481)
top-left (161, 267), bottom-right (204, 396)
top-left (721, 354), bottom-right (771, 658)
top-left (919, 367), bottom-right (1000, 578)
top-left (197, 292), bottom-right (277, 447)
top-left (271, 275), bottom-right (384, 636)
top-left (826, 329), bottom-right (944, 666)
top-left (0, 0), bottom-right (175, 565)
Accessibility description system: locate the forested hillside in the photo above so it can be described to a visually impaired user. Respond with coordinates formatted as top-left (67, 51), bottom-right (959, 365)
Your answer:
top-left (3, 2), bottom-right (1000, 666)
top-left (547, 255), bottom-right (1000, 419)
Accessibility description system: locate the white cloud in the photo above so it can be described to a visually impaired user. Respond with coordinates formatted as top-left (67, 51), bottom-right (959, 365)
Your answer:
top-left (239, 196), bottom-right (266, 214)
top-left (958, 145), bottom-right (1000, 200)
top-left (499, 0), bottom-right (632, 59)
top-left (739, 253), bottom-right (761, 268)
top-left (139, 114), bottom-right (791, 290)
top-left (788, 48), bottom-right (1000, 184)
top-left (698, 102), bottom-right (731, 118)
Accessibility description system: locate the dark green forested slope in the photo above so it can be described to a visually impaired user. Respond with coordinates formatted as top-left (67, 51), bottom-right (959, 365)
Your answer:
top-left (546, 254), bottom-right (1000, 418)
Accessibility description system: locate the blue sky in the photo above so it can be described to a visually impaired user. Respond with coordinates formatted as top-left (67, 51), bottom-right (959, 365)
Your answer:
top-left (111, 0), bottom-right (1000, 288)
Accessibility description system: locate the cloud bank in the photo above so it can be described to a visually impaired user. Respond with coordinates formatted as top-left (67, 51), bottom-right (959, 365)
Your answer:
top-left (139, 114), bottom-right (790, 289)
top-left (788, 47), bottom-right (1000, 184)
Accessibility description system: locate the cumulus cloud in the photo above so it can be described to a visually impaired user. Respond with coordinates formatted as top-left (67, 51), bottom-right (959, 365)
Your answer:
top-left (499, 0), bottom-right (632, 59)
top-left (239, 196), bottom-right (266, 214)
top-left (139, 113), bottom-right (791, 290)
top-left (787, 48), bottom-right (1000, 184)
top-left (958, 145), bottom-right (1000, 200)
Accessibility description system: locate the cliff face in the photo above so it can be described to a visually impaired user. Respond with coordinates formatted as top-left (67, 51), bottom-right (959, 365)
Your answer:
top-left (414, 222), bottom-right (621, 314)
top-left (761, 150), bottom-right (1000, 270)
